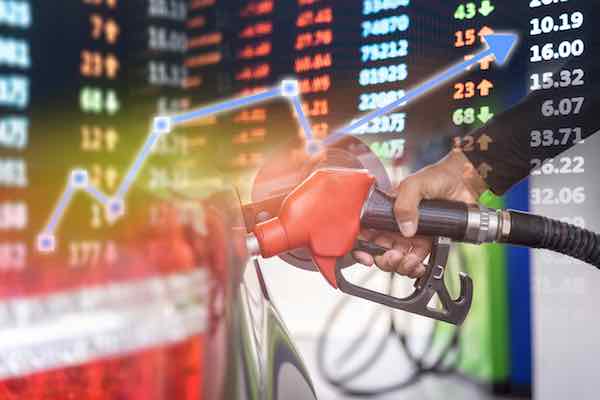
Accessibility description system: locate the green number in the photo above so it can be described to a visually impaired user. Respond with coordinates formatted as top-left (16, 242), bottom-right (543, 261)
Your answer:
top-left (452, 108), bottom-right (475, 126)
top-left (79, 87), bottom-right (120, 115)
top-left (454, 2), bottom-right (478, 20)
top-left (80, 87), bottom-right (103, 114)
top-left (466, 2), bottom-right (477, 18)
top-left (454, 4), bottom-right (466, 19)
top-left (370, 139), bottom-right (405, 159)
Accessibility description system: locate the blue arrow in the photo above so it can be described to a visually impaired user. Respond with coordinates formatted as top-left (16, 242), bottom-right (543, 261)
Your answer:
top-left (324, 33), bottom-right (519, 146)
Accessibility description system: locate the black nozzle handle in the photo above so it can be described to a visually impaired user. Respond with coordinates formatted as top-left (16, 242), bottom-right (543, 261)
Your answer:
top-left (337, 237), bottom-right (473, 325)
top-left (360, 187), bottom-right (470, 242)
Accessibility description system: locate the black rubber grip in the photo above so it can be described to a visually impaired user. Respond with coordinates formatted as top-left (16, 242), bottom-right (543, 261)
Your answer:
top-left (504, 210), bottom-right (546, 248)
top-left (360, 187), bottom-right (470, 241)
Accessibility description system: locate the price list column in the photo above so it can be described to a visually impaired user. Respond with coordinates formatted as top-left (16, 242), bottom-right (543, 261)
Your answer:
top-left (527, 1), bottom-right (588, 239)
top-left (230, 0), bottom-right (275, 169)
top-left (527, 1), bottom-right (598, 397)
top-left (143, 0), bottom-right (192, 195)
top-left (0, 0), bottom-right (31, 275)
top-left (450, 0), bottom-right (496, 179)
top-left (182, 0), bottom-right (226, 170)
top-left (446, 1), bottom-right (523, 384)
top-left (293, 0), bottom-right (334, 142)
top-left (146, 0), bottom-right (188, 117)
top-left (354, 0), bottom-right (410, 161)
top-left (78, 0), bottom-right (122, 262)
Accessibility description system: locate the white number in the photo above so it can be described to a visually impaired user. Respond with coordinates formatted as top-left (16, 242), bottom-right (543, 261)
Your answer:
top-left (530, 127), bottom-right (583, 147)
top-left (530, 12), bottom-right (584, 35)
top-left (529, 0), bottom-right (568, 8)
top-left (530, 156), bottom-right (585, 176)
top-left (530, 40), bottom-right (584, 62)
top-left (358, 90), bottom-right (406, 111)
top-left (541, 97), bottom-right (584, 117)
top-left (531, 187), bottom-right (586, 206)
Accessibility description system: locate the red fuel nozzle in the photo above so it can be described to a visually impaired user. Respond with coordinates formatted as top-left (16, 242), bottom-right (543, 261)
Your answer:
top-left (247, 167), bottom-right (475, 325)
top-left (251, 169), bottom-right (375, 288)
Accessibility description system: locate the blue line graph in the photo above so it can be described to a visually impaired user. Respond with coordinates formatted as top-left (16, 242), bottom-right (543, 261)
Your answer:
top-left (83, 185), bottom-right (110, 205)
top-left (36, 80), bottom-right (308, 252)
top-left (36, 34), bottom-right (517, 253)
top-left (116, 132), bottom-right (162, 199)
top-left (47, 185), bottom-right (76, 233)
top-left (290, 96), bottom-right (314, 142)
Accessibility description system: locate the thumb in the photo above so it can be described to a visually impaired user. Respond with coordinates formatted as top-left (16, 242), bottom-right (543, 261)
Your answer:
top-left (393, 176), bottom-right (424, 237)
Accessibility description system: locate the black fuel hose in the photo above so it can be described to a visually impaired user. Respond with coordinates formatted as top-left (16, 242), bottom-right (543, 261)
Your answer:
top-left (506, 210), bottom-right (600, 267)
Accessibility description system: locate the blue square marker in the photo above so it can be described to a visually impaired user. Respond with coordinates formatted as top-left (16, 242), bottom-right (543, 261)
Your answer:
top-left (305, 140), bottom-right (323, 156)
top-left (37, 234), bottom-right (56, 253)
top-left (281, 79), bottom-right (300, 97)
top-left (106, 198), bottom-right (125, 221)
top-left (153, 116), bottom-right (172, 135)
top-left (70, 169), bottom-right (89, 188)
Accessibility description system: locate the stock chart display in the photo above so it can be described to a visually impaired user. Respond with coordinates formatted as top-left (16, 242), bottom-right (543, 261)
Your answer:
top-left (0, 0), bottom-right (598, 398)
top-left (0, 1), bottom-right (209, 398)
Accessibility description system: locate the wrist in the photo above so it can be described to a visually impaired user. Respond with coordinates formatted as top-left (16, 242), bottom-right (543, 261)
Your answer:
top-left (444, 148), bottom-right (489, 199)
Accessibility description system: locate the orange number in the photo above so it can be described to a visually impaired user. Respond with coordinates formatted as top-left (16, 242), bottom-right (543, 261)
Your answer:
top-left (81, 51), bottom-right (120, 79)
top-left (83, 0), bottom-right (117, 8)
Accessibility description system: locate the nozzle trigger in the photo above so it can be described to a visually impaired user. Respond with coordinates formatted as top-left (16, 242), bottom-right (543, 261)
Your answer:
top-left (337, 236), bottom-right (473, 325)
top-left (353, 239), bottom-right (388, 257)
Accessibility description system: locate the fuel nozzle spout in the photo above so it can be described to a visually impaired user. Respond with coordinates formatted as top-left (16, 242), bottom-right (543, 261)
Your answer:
top-left (245, 233), bottom-right (261, 258)
top-left (246, 217), bottom-right (298, 258)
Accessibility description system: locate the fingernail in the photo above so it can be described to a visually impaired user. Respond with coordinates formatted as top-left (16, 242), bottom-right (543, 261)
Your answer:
top-left (398, 221), bottom-right (416, 237)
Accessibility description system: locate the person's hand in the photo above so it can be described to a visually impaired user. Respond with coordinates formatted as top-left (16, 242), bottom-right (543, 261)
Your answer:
top-left (353, 149), bottom-right (488, 278)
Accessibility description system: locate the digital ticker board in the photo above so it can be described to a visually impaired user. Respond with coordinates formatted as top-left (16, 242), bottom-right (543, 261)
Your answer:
top-left (0, 0), bottom-right (598, 397)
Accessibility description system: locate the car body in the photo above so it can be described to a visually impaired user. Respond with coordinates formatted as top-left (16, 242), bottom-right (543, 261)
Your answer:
top-left (0, 187), bottom-right (316, 400)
